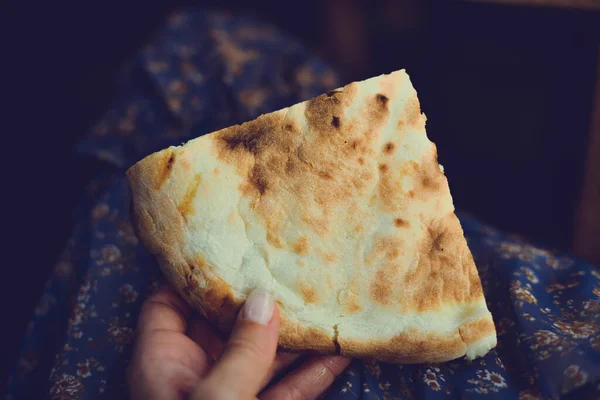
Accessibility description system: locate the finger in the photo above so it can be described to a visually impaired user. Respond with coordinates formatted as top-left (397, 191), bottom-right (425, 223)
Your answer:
top-left (186, 317), bottom-right (226, 362)
top-left (129, 356), bottom-right (200, 400)
top-left (259, 355), bottom-right (351, 400)
top-left (260, 353), bottom-right (303, 390)
top-left (136, 284), bottom-right (192, 336)
top-left (270, 353), bottom-right (303, 380)
top-left (187, 316), bottom-right (300, 385)
top-left (192, 288), bottom-right (279, 399)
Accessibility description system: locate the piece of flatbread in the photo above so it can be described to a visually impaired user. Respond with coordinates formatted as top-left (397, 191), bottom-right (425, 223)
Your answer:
top-left (126, 69), bottom-right (497, 363)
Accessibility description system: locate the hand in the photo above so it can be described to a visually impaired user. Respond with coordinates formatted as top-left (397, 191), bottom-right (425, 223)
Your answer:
top-left (127, 284), bottom-right (351, 399)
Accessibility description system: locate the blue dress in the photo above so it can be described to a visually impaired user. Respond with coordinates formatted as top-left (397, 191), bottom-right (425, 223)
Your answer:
top-left (5, 9), bottom-right (600, 400)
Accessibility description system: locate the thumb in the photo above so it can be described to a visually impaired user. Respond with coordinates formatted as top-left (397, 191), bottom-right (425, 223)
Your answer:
top-left (193, 288), bottom-right (279, 399)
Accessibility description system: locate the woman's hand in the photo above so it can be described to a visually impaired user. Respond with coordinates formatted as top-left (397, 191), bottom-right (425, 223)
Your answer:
top-left (127, 285), bottom-right (351, 399)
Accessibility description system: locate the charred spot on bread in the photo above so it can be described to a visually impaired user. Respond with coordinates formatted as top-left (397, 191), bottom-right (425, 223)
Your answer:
top-left (331, 116), bottom-right (340, 129)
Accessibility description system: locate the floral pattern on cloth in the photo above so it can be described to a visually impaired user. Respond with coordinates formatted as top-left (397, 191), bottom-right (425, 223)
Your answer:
top-left (4, 8), bottom-right (600, 400)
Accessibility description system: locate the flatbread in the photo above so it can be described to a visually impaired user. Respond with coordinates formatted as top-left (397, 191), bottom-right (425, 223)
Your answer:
top-left (126, 69), bottom-right (497, 363)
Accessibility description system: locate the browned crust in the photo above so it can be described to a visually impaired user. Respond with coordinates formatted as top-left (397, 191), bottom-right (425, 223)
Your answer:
top-left (127, 152), bottom-right (242, 333)
top-left (337, 315), bottom-right (496, 364)
top-left (277, 314), bottom-right (337, 354)
top-left (458, 315), bottom-right (497, 345)
top-left (127, 150), bottom-right (184, 257)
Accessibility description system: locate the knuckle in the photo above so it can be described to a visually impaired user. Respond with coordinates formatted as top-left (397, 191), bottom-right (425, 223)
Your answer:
top-left (317, 359), bottom-right (337, 381)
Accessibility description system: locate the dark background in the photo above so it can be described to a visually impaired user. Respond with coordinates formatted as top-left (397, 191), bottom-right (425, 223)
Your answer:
top-left (4, 0), bottom-right (599, 389)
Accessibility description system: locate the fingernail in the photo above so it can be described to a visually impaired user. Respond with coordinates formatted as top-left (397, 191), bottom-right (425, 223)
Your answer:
top-left (242, 288), bottom-right (274, 325)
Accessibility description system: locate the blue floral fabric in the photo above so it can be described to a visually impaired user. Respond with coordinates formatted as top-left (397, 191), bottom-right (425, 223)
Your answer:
top-left (5, 9), bottom-right (600, 400)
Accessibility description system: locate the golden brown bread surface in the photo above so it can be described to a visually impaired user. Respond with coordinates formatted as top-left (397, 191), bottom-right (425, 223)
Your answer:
top-left (126, 69), bottom-right (497, 363)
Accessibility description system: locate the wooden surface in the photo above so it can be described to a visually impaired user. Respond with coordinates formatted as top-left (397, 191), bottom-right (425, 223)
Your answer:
top-left (465, 0), bottom-right (600, 10)
top-left (573, 47), bottom-right (600, 265)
